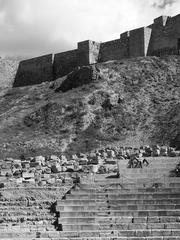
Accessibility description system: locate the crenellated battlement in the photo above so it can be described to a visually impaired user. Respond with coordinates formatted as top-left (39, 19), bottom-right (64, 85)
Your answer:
top-left (13, 13), bottom-right (180, 87)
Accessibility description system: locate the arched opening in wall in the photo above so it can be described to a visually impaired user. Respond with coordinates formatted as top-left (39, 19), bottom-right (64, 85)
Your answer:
top-left (177, 38), bottom-right (180, 54)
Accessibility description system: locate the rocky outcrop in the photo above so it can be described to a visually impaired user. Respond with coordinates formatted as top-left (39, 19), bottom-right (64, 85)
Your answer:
top-left (54, 65), bottom-right (102, 92)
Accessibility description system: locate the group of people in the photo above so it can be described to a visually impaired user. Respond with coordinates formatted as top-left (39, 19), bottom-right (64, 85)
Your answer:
top-left (127, 153), bottom-right (149, 168)
top-left (174, 163), bottom-right (180, 177)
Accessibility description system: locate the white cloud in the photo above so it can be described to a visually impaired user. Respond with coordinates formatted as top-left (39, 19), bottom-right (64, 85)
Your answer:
top-left (0, 0), bottom-right (179, 58)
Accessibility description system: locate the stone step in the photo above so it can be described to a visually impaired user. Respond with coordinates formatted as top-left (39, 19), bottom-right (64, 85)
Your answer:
top-left (78, 182), bottom-right (180, 188)
top-left (58, 216), bottom-right (180, 224)
top-left (0, 215), bottom-right (55, 222)
top-left (1, 229), bottom-right (180, 238)
top-left (91, 179), bottom-right (180, 184)
top-left (118, 175), bottom-right (171, 179)
top-left (1, 237), bottom-right (180, 240)
top-left (67, 190), bottom-right (180, 197)
top-left (44, 229), bottom-right (180, 238)
top-left (0, 204), bottom-right (52, 209)
top-left (117, 168), bottom-right (171, 172)
top-left (0, 225), bottom-right (55, 231)
top-left (73, 188), bottom-right (180, 193)
top-left (79, 178), bottom-right (180, 188)
top-left (64, 193), bottom-right (180, 200)
top-left (0, 212), bottom-right (55, 218)
top-left (118, 168), bottom-right (171, 172)
top-left (118, 162), bottom-right (179, 167)
top-left (57, 204), bottom-right (180, 212)
top-left (57, 198), bottom-right (180, 206)
top-left (117, 159), bottom-right (179, 164)
top-left (0, 210), bottom-right (54, 216)
top-left (0, 201), bottom-right (51, 207)
top-left (59, 210), bottom-right (180, 218)
top-left (61, 222), bottom-right (180, 231)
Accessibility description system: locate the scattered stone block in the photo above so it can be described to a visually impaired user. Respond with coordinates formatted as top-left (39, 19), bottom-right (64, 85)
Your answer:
top-left (30, 162), bottom-right (40, 168)
top-left (22, 172), bottom-right (35, 179)
top-left (50, 155), bottom-right (60, 162)
top-left (23, 178), bottom-right (35, 184)
top-left (47, 178), bottom-right (56, 185)
top-left (0, 182), bottom-right (5, 188)
top-left (21, 161), bottom-right (30, 169)
top-left (15, 177), bottom-right (23, 184)
top-left (35, 155), bottom-right (45, 163)
top-left (51, 164), bottom-right (62, 173)
top-left (43, 167), bottom-right (51, 174)
top-left (39, 180), bottom-right (46, 186)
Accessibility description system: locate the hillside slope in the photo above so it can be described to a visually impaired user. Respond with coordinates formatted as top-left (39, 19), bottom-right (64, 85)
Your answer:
top-left (0, 56), bottom-right (179, 158)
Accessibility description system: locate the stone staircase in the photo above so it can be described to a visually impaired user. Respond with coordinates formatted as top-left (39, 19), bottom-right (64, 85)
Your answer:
top-left (56, 157), bottom-right (180, 240)
top-left (0, 156), bottom-right (180, 239)
top-left (0, 198), bottom-right (57, 239)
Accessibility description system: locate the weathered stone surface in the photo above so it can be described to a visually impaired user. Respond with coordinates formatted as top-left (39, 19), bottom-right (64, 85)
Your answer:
top-left (55, 65), bottom-right (101, 92)
top-left (13, 54), bottom-right (53, 87)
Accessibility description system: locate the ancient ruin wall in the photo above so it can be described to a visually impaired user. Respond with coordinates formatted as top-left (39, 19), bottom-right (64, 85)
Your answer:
top-left (53, 50), bottom-right (78, 79)
top-left (149, 14), bottom-right (180, 56)
top-left (53, 40), bottom-right (101, 79)
top-left (88, 41), bottom-right (101, 64)
top-left (129, 28), bottom-right (144, 57)
top-left (78, 40), bottom-right (101, 65)
top-left (144, 27), bottom-right (152, 56)
top-left (128, 27), bottom-right (152, 57)
top-left (13, 54), bottom-right (53, 87)
top-left (99, 39), bottom-right (129, 62)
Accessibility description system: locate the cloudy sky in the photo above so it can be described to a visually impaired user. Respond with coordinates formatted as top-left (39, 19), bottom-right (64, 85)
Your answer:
top-left (0, 0), bottom-right (179, 58)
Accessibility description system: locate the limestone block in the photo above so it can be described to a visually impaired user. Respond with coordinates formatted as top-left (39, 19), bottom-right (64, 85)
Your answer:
top-left (13, 169), bottom-right (21, 177)
top-left (46, 178), bottom-right (56, 185)
top-left (60, 155), bottom-right (68, 164)
top-left (43, 167), bottom-right (51, 174)
top-left (39, 180), bottom-right (46, 186)
top-left (35, 155), bottom-right (45, 163)
top-left (21, 161), bottom-right (30, 168)
top-left (42, 174), bottom-right (50, 180)
top-left (50, 155), bottom-right (60, 162)
top-left (30, 162), bottom-right (40, 168)
top-left (56, 179), bottom-right (62, 185)
top-left (23, 178), bottom-right (35, 184)
top-left (0, 182), bottom-right (5, 188)
top-left (51, 164), bottom-right (62, 173)
top-left (71, 154), bottom-right (78, 160)
top-left (22, 172), bottom-right (34, 179)
top-left (15, 177), bottom-right (23, 184)
top-left (79, 159), bottom-right (88, 165)
top-left (0, 169), bottom-right (12, 176)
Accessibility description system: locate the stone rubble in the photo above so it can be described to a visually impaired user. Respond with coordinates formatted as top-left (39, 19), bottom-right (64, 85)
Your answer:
top-left (0, 145), bottom-right (179, 189)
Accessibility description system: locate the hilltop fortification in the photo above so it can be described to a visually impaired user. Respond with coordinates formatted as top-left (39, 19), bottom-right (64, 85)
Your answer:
top-left (13, 14), bottom-right (180, 87)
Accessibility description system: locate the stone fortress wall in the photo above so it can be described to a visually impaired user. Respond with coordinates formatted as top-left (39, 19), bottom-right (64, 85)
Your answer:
top-left (13, 14), bottom-right (180, 87)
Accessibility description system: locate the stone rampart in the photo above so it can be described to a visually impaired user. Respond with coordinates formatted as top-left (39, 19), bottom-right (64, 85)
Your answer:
top-left (13, 13), bottom-right (180, 87)
top-left (99, 39), bottom-right (129, 62)
top-left (149, 14), bottom-right (180, 55)
top-left (13, 54), bottom-right (53, 87)
top-left (53, 50), bottom-right (78, 79)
